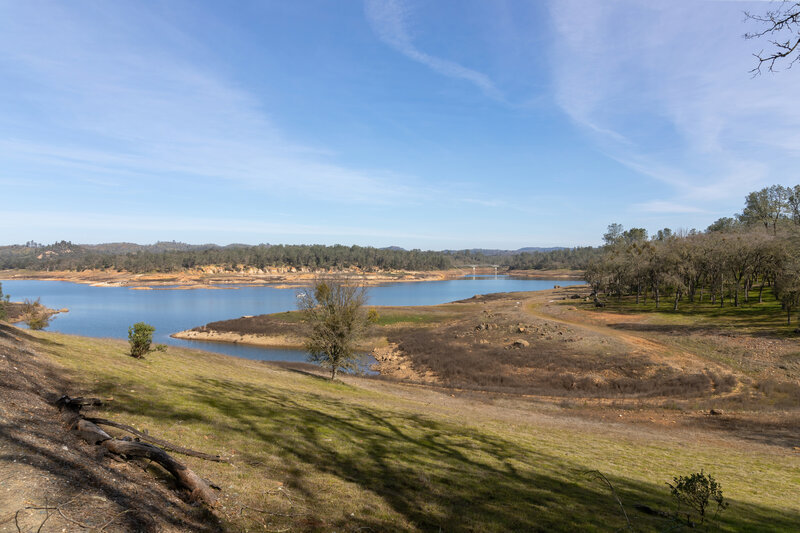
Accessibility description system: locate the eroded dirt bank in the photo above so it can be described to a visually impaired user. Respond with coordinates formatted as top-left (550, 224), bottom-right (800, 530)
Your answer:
top-left (0, 267), bottom-right (584, 289)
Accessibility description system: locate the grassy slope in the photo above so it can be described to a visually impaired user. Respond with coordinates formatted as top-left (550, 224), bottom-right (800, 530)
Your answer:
top-left (30, 330), bottom-right (800, 532)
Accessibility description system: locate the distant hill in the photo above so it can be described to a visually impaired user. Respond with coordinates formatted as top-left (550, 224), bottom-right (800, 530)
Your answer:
top-left (83, 241), bottom-right (221, 254)
top-left (442, 247), bottom-right (567, 256)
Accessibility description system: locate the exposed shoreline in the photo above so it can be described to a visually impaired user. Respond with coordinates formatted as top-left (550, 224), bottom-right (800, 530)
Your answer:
top-left (171, 329), bottom-right (306, 349)
top-left (4, 301), bottom-right (67, 324)
top-left (0, 267), bottom-right (584, 290)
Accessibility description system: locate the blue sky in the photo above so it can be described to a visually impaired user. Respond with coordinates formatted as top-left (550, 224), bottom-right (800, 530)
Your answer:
top-left (1, 0), bottom-right (798, 249)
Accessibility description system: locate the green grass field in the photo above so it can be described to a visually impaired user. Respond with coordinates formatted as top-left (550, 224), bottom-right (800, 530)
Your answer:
top-left (30, 330), bottom-right (800, 532)
top-left (589, 287), bottom-right (796, 334)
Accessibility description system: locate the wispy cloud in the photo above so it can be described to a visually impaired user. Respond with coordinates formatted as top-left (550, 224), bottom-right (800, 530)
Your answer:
top-left (0, 209), bottom-right (437, 244)
top-left (0, 2), bottom-right (425, 206)
top-left (549, 0), bottom-right (800, 210)
top-left (364, 0), bottom-right (503, 100)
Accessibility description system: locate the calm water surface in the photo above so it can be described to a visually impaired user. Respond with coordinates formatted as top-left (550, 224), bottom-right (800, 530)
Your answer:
top-left (2, 277), bottom-right (583, 364)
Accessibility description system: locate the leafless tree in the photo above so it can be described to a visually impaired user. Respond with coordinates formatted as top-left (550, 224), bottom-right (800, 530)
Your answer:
top-left (745, 1), bottom-right (800, 74)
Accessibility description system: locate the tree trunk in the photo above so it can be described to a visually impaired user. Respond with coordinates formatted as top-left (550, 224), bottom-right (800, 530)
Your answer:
top-left (759, 282), bottom-right (765, 304)
top-left (734, 283), bottom-right (740, 307)
top-left (331, 366), bottom-right (337, 380)
top-left (636, 282), bottom-right (641, 304)
top-left (654, 285), bottom-right (660, 309)
top-left (86, 417), bottom-right (226, 462)
top-left (58, 397), bottom-right (218, 507)
top-left (673, 291), bottom-right (680, 311)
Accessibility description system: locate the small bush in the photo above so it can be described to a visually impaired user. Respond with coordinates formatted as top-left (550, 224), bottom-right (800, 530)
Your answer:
top-left (128, 322), bottom-right (156, 358)
top-left (668, 470), bottom-right (728, 527)
top-left (367, 308), bottom-right (380, 323)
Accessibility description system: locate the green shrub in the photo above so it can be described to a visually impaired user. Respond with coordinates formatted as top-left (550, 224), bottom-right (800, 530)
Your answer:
top-left (128, 322), bottom-right (156, 358)
top-left (669, 469), bottom-right (728, 527)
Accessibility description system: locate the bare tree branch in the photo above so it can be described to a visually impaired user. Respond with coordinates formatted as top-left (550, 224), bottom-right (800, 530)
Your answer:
top-left (745, 1), bottom-right (800, 74)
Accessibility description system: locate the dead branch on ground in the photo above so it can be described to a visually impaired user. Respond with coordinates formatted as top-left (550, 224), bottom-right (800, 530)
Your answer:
top-left (57, 395), bottom-right (218, 507)
top-left (85, 417), bottom-right (228, 462)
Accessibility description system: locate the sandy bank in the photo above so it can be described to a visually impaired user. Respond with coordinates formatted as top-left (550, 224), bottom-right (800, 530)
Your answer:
top-left (171, 329), bottom-right (306, 348)
top-left (0, 267), bottom-right (583, 289)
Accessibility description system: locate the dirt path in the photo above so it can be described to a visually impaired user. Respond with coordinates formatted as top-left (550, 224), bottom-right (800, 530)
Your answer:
top-left (342, 369), bottom-right (795, 457)
top-left (522, 292), bottom-right (734, 376)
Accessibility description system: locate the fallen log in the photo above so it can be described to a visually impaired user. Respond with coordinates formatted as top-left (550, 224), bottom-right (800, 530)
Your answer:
top-left (58, 396), bottom-right (218, 507)
top-left (86, 417), bottom-right (227, 462)
top-left (56, 395), bottom-right (109, 408)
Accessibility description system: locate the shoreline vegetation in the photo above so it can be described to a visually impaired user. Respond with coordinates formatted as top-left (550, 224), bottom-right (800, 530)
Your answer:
top-left (3, 300), bottom-right (65, 324)
top-left (0, 241), bottom-right (600, 276)
top-left (0, 267), bottom-right (584, 289)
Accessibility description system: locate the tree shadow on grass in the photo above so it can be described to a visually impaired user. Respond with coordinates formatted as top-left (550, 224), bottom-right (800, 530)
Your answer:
top-left (102, 376), bottom-right (800, 532)
top-left (0, 322), bottom-right (64, 346)
top-left (0, 428), bottom-right (221, 532)
top-left (0, 324), bottom-right (220, 533)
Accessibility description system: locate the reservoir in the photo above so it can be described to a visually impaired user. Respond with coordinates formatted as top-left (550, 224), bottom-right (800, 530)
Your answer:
top-left (1, 277), bottom-right (584, 364)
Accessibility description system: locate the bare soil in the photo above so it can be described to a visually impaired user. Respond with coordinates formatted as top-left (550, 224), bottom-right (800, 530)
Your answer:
top-left (0, 323), bottom-right (219, 532)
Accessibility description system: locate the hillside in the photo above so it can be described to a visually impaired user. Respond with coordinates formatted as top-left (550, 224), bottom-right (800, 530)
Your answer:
top-left (2, 305), bottom-right (799, 530)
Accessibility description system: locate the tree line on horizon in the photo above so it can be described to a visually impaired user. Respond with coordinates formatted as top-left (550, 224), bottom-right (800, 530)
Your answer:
top-left (5, 184), bottom-right (798, 278)
top-left (0, 240), bottom-right (597, 273)
top-left (586, 184), bottom-right (800, 323)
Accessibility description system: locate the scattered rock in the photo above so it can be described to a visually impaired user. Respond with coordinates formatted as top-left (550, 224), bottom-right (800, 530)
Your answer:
top-left (709, 409), bottom-right (725, 416)
top-left (512, 339), bottom-right (530, 348)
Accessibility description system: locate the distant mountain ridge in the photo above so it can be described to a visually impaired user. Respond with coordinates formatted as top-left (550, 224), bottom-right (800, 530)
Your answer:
top-left (5, 242), bottom-right (568, 256)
